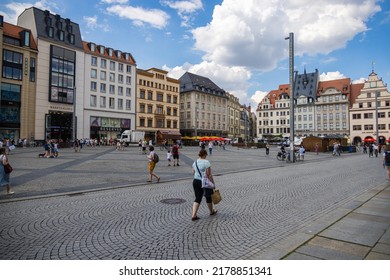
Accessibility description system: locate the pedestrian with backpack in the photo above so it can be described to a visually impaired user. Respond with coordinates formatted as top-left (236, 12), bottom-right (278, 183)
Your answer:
top-left (383, 144), bottom-right (390, 181)
top-left (147, 146), bottom-right (160, 183)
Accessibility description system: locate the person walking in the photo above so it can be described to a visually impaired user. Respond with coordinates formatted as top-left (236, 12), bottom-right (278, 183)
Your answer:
top-left (0, 147), bottom-right (14, 195)
top-left (166, 149), bottom-right (172, 166)
top-left (171, 142), bottom-right (180, 166)
top-left (315, 143), bottom-right (319, 155)
top-left (208, 141), bottom-right (213, 155)
top-left (298, 145), bottom-right (305, 161)
top-left (265, 143), bottom-right (270, 155)
top-left (191, 149), bottom-right (217, 221)
top-left (147, 146), bottom-right (160, 183)
top-left (383, 144), bottom-right (390, 181)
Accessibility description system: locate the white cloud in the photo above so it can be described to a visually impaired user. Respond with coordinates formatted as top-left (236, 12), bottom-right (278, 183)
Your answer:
top-left (0, 0), bottom-right (58, 24)
top-left (161, 0), bottom-right (203, 27)
top-left (83, 15), bottom-right (110, 32)
top-left (319, 71), bottom-right (346, 81)
top-left (250, 90), bottom-right (268, 105)
top-left (352, 78), bottom-right (366, 84)
top-left (106, 4), bottom-right (170, 29)
top-left (191, 0), bottom-right (381, 72)
top-left (101, 0), bottom-right (128, 4)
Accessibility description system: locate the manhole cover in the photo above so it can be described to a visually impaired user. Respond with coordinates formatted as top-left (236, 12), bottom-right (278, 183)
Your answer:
top-left (160, 198), bottom-right (186, 204)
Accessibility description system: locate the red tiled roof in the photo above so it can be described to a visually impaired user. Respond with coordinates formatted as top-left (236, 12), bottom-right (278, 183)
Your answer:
top-left (349, 83), bottom-right (364, 105)
top-left (317, 78), bottom-right (351, 96)
top-left (2, 22), bottom-right (38, 50)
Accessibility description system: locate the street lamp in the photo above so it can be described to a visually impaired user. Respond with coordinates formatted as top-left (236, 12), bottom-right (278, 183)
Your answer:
top-left (285, 32), bottom-right (295, 162)
top-left (375, 91), bottom-right (379, 144)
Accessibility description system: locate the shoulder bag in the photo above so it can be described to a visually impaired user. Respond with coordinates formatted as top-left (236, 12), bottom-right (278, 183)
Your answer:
top-left (195, 160), bottom-right (215, 189)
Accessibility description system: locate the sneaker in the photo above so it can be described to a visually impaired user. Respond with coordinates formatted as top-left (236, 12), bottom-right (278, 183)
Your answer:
top-left (7, 191), bottom-right (14, 195)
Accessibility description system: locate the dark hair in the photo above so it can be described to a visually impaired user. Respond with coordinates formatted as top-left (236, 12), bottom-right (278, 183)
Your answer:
top-left (198, 149), bottom-right (208, 157)
top-left (149, 146), bottom-right (154, 151)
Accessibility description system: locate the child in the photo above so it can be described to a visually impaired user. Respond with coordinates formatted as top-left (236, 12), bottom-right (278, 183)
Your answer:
top-left (167, 149), bottom-right (172, 166)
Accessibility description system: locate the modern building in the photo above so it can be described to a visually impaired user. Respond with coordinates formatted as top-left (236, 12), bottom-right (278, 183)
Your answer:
top-left (83, 42), bottom-right (137, 141)
top-left (17, 7), bottom-right (84, 143)
top-left (0, 15), bottom-right (38, 141)
top-left (179, 72), bottom-right (228, 138)
top-left (136, 68), bottom-right (180, 144)
top-left (349, 71), bottom-right (390, 144)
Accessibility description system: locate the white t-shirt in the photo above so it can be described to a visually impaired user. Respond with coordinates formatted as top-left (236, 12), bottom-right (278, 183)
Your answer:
top-left (193, 159), bottom-right (211, 180)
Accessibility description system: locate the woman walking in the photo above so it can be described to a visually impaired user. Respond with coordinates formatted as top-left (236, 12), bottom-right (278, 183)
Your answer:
top-left (191, 149), bottom-right (217, 221)
top-left (0, 147), bottom-right (14, 195)
top-left (147, 146), bottom-right (160, 183)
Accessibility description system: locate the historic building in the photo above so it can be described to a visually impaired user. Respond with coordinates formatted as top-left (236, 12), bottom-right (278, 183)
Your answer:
top-left (349, 71), bottom-right (390, 145)
top-left (136, 68), bottom-right (180, 143)
top-left (83, 42), bottom-right (136, 141)
top-left (0, 15), bottom-right (38, 141)
top-left (179, 72), bottom-right (228, 138)
top-left (226, 92), bottom-right (241, 139)
top-left (257, 84), bottom-right (291, 140)
top-left (293, 69), bottom-right (319, 137)
top-left (17, 7), bottom-right (84, 142)
top-left (315, 78), bottom-right (351, 137)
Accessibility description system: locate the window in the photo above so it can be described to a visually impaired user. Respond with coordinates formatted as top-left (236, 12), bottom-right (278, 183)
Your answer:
top-left (49, 46), bottom-right (75, 103)
top-left (139, 90), bottom-right (145, 99)
top-left (173, 96), bottom-right (178, 104)
top-left (90, 95), bottom-right (97, 107)
top-left (91, 69), bottom-right (97, 78)
top-left (109, 97), bottom-right (115, 109)
top-left (90, 81), bottom-right (97, 91)
top-left (101, 59), bottom-right (106, 68)
top-left (109, 85), bottom-right (115, 94)
top-left (167, 95), bottom-right (171, 103)
top-left (2, 50), bottom-right (23, 80)
top-left (352, 114), bottom-right (361, 119)
top-left (110, 73), bottom-right (115, 82)
top-left (140, 118), bottom-right (145, 127)
top-left (367, 102), bottom-right (372, 108)
top-left (58, 30), bottom-right (65, 41)
top-left (118, 74), bottom-right (123, 84)
top-left (126, 100), bottom-right (131, 110)
top-left (126, 76), bottom-right (131, 84)
top-left (91, 56), bottom-right (97, 66)
top-left (100, 71), bottom-right (106, 80)
top-left (118, 63), bottom-right (123, 72)
top-left (147, 105), bottom-right (153, 114)
top-left (157, 119), bottom-right (164, 128)
top-left (364, 124), bottom-right (373, 130)
top-left (147, 119), bottom-right (153, 127)
top-left (118, 86), bottom-right (123, 96)
top-left (364, 113), bottom-right (373, 119)
top-left (157, 93), bottom-right (163, 102)
top-left (110, 61), bottom-right (115, 71)
top-left (126, 88), bottom-right (131, 97)
top-left (100, 96), bottom-right (106, 108)
top-left (100, 83), bottom-right (106, 93)
top-left (126, 65), bottom-right (132, 73)
top-left (156, 106), bottom-right (163, 114)
top-left (139, 104), bottom-right (145, 113)
top-left (147, 91), bottom-right (153, 100)
top-left (118, 98), bottom-right (123, 110)
top-left (30, 58), bottom-right (36, 82)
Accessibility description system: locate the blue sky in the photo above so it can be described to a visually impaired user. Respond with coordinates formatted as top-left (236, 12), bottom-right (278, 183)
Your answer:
top-left (1, 0), bottom-right (390, 110)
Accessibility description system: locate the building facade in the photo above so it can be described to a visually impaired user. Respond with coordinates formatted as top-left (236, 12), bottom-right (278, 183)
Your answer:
top-left (179, 72), bottom-right (228, 138)
top-left (314, 78), bottom-right (351, 137)
top-left (18, 7), bottom-right (84, 142)
top-left (83, 42), bottom-right (136, 141)
top-left (0, 15), bottom-right (38, 142)
top-left (136, 68), bottom-right (180, 143)
top-left (226, 92), bottom-right (241, 139)
top-left (349, 71), bottom-right (390, 144)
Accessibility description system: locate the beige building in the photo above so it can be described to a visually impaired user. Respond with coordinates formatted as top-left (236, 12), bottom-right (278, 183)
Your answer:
top-left (349, 71), bottom-right (390, 145)
top-left (136, 68), bottom-right (180, 144)
top-left (0, 16), bottom-right (38, 142)
top-left (18, 7), bottom-right (85, 142)
top-left (179, 72), bottom-right (228, 138)
top-left (226, 92), bottom-right (241, 139)
top-left (314, 78), bottom-right (351, 137)
top-left (83, 42), bottom-right (137, 141)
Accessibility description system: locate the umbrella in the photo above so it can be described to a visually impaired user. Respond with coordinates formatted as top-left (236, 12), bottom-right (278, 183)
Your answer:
top-left (364, 138), bottom-right (376, 142)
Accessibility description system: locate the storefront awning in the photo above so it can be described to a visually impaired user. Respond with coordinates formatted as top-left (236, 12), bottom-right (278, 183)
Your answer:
top-left (157, 130), bottom-right (182, 140)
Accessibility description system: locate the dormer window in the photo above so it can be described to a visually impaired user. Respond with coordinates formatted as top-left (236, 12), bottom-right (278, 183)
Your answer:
top-left (67, 24), bottom-right (73, 33)
top-left (20, 30), bottom-right (30, 47)
top-left (116, 50), bottom-right (122, 58)
top-left (89, 43), bottom-right (96, 52)
top-left (108, 48), bottom-right (113, 56)
top-left (58, 30), bottom-right (65, 41)
top-left (99, 46), bottom-right (105, 55)
top-left (47, 26), bottom-right (54, 37)
top-left (68, 34), bottom-right (75, 44)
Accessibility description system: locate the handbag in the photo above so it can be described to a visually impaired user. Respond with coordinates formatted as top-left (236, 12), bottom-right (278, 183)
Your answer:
top-left (211, 189), bottom-right (222, 204)
top-left (4, 163), bottom-right (13, 174)
top-left (195, 160), bottom-right (215, 189)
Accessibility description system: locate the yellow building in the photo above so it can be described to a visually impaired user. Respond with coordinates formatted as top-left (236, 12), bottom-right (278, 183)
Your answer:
top-left (0, 16), bottom-right (38, 142)
top-left (136, 68), bottom-right (180, 144)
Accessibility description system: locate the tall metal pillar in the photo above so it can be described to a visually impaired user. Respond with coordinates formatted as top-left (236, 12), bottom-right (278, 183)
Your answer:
top-left (285, 32), bottom-right (295, 162)
top-left (375, 91), bottom-right (379, 144)
top-left (73, 86), bottom-right (77, 141)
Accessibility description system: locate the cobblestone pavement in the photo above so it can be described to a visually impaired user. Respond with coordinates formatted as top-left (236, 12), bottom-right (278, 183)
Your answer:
top-left (0, 146), bottom-right (389, 259)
